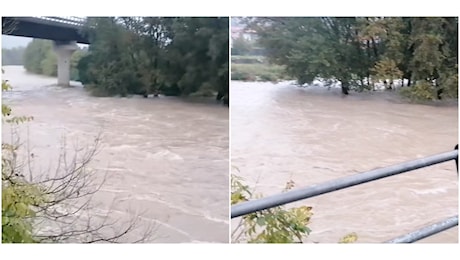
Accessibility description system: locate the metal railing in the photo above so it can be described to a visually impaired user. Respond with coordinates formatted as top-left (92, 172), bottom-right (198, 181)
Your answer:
top-left (385, 215), bottom-right (458, 243)
top-left (26, 16), bottom-right (86, 28)
top-left (231, 145), bottom-right (458, 243)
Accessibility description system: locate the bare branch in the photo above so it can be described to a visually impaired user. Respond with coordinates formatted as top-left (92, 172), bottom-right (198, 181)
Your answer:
top-left (3, 129), bottom-right (158, 243)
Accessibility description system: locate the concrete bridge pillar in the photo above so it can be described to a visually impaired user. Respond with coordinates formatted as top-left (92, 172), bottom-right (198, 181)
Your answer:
top-left (53, 41), bottom-right (78, 87)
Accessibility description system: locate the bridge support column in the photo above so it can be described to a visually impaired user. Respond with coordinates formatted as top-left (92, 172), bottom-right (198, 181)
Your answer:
top-left (53, 41), bottom-right (78, 87)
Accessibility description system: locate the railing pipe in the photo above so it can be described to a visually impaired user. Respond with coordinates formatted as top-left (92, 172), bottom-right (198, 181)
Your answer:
top-left (231, 150), bottom-right (458, 218)
top-left (386, 215), bottom-right (458, 243)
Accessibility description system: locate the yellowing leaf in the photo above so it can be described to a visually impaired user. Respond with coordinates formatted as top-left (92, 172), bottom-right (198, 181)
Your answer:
top-left (339, 232), bottom-right (358, 243)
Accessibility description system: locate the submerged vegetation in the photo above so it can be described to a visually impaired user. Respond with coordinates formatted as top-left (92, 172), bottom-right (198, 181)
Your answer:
top-left (78, 17), bottom-right (229, 104)
top-left (232, 17), bottom-right (458, 101)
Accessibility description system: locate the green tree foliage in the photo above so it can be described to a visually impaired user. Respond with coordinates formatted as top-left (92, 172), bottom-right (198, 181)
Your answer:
top-left (2, 69), bottom-right (40, 243)
top-left (232, 35), bottom-right (253, 56)
top-left (247, 17), bottom-right (458, 100)
top-left (2, 47), bottom-right (26, 65)
top-left (231, 174), bottom-right (313, 243)
top-left (231, 37), bottom-right (265, 56)
top-left (78, 17), bottom-right (229, 103)
top-left (407, 17), bottom-right (458, 100)
top-left (231, 173), bottom-right (359, 243)
top-left (23, 39), bottom-right (51, 74)
top-left (23, 39), bottom-right (85, 80)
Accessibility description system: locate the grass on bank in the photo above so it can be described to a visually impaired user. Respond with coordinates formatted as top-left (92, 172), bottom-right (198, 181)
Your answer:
top-left (231, 63), bottom-right (291, 82)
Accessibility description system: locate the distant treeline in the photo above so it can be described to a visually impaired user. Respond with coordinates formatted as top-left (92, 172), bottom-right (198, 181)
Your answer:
top-left (22, 39), bottom-right (85, 81)
top-left (2, 47), bottom-right (25, 65)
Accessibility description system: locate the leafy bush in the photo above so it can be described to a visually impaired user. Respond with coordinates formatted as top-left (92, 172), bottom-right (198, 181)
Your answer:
top-left (399, 80), bottom-right (437, 101)
top-left (438, 66), bottom-right (458, 99)
top-left (2, 70), bottom-right (39, 243)
top-left (231, 70), bottom-right (253, 81)
top-left (231, 170), bottom-right (359, 243)
top-left (231, 174), bottom-right (313, 243)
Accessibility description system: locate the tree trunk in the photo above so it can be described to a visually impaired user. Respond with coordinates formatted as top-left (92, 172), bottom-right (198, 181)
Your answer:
top-left (405, 71), bottom-right (412, 87)
top-left (435, 80), bottom-right (443, 100)
top-left (437, 88), bottom-right (443, 100)
top-left (216, 91), bottom-right (224, 101)
top-left (341, 81), bottom-right (349, 95)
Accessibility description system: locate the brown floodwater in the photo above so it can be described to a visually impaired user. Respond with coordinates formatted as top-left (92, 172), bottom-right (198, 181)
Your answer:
top-left (2, 66), bottom-right (229, 243)
top-left (231, 80), bottom-right (458, 243)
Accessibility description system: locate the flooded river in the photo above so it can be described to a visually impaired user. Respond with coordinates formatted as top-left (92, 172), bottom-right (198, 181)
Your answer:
top-left (2, 66), bottom-right (229, 243)
top-left (231, 81), bottom-right (458, 243)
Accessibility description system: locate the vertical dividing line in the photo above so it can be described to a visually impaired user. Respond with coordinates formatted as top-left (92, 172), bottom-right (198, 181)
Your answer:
top-left (228, 15), bottom-right (232, 244)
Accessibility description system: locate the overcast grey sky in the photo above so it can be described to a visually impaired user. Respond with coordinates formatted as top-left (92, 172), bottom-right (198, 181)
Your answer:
top-left (1, 35), bottom-right (32, 49)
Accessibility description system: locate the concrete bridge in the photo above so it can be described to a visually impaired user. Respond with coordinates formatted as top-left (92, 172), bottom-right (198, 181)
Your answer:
top-left (2, 16), bottom-right (89, 86)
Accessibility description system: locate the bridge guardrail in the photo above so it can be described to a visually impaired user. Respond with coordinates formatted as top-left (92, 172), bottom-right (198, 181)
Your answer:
top-left (231, 145), bottom-right (458, 243)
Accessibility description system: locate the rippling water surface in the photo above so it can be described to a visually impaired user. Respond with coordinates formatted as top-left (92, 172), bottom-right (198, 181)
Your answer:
top-left (2, 66), bottom-right (229, 243)
top-left (231, 80), bottom-right (458, 243)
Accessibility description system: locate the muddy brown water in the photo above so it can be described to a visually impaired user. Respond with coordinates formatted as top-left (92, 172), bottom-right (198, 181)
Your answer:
top-left (2, 66), bottom-right (229, 243)
top-left (231, 80), bottom-right (458, 243)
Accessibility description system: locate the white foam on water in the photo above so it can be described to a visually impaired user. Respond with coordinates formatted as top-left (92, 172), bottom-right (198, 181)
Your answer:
top-left (92, 208), bottom-right (194, 241)
top-left (132, 194), bottom-right (228, 225)
top-left (99, 188), bottom-right (129, 193)
top-left (201, 212), bottom-right (229, 225)
top-left (190, 240), bottom-right (222, 243)
top-left (133, 194), bottom-right (202, 217)
top-left (146, 150), bottom-right (184, 161)
top-left (109, 144), bottom-right (138, 151)
top-left (409, 188), bottom-right (448, 195)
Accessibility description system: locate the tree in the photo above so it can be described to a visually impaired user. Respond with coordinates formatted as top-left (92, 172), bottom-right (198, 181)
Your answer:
top-left (78, 17), bottom-right (229, 104)
top-left (23, 39), bottom-right (51, 74)
top-left (249, 17), bottom-right (369, 94)
top-left (231, 35), bottom-right (253, 56)
top-left (22, 39), bottom-right (85, 80)
top-left (2, 47), bottom-right (26, 66)
top-left (168, 17), bottom-right (229, 101)
top-left (407, 17), bottom-right (458, 99)
top-left (248, 17), bottom-right (458, 100)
